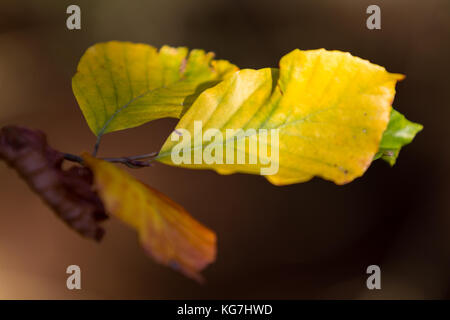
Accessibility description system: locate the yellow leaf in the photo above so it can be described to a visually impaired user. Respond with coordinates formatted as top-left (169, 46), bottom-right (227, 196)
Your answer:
top-left (82, 153), bottom-right (216, 282)
top-left (157, 49), bottom-right (404, 185)
top-left (72, 41), bottom-right (237, 137)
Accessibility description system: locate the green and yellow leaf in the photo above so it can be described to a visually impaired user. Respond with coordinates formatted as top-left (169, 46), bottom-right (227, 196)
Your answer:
top-left (72, 41), bottom-right (237, 137)
top-left (157, 49), bottom-right (406, 185)
top-left (82, 153), bottom-right (216, 282)
top-left (375, 109), bottom-right (423, 165)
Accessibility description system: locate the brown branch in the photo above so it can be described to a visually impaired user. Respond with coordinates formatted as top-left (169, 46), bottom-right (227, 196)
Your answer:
top-left (63, 152), bottom-right (158, 168)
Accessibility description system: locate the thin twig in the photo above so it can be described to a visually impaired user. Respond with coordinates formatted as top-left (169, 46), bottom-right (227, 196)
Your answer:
top-left (63, 152), bottom-right (158, 169)
top-left (101, 152), bottom-right (158, 168)
top-left (63, 153), bottom-right (83, 164)
top-left (102, 152), bottom-right (158, 162)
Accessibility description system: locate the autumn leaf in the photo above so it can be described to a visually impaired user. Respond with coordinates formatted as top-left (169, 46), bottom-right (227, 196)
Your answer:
top-left (72, 41), bottom-right (238, 137)
top-left (157, 49), bottom-right (407, 185)
top-left (71, 41), bottom-right (421, 168)
top-left (82, 153), bottom-right (216, 282)
top-left (375, 109), bottom-right (423, 165)
top-left (0, 126), bottom-right (107, 240)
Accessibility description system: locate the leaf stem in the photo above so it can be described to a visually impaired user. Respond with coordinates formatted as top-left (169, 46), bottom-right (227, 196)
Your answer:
top-left (93, 135), bottom-right (102, 157)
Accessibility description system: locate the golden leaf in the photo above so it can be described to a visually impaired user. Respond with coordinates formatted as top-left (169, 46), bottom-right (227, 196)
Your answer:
top-left (73, 41), bottom-right (237, 137)
top-left (157, 49), bottom-right (404, 185)
top-left (82, 153), bottom-right (216, 281)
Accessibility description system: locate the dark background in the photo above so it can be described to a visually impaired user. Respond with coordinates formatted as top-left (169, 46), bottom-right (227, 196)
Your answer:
top-left (0, 0), bottom-right (449, 299)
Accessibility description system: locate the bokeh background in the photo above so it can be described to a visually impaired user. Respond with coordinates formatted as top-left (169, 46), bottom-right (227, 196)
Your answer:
top-left (0, 0), bottom-right (449, 299)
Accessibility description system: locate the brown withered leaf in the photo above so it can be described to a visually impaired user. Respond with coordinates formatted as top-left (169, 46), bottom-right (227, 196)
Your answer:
top-left (0, 126), bottom-right (107, 241)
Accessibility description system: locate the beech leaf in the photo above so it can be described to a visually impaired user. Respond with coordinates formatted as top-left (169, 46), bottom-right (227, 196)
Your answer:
top-left (0, 126), bottom-right (107, 240)
top-left (72, 41), bottom-right (238, 137)
top-left (157, 49), bottom-right (407, 185)
top-left (82, 153), bottom-right (216, 282)
top-left (375, 109), bottom-right (423, 165)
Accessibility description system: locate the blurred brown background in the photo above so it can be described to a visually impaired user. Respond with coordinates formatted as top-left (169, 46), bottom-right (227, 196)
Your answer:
top-left (0, 0), bottom-right (449, 299)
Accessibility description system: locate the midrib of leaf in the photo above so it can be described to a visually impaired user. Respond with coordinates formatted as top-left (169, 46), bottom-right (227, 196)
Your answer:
top-left (157, 112), bottom-right (375, 177)
top-left (96, 89), bottom-right (154, 138)
top-left (157, 129), bottom-right (338, 174)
